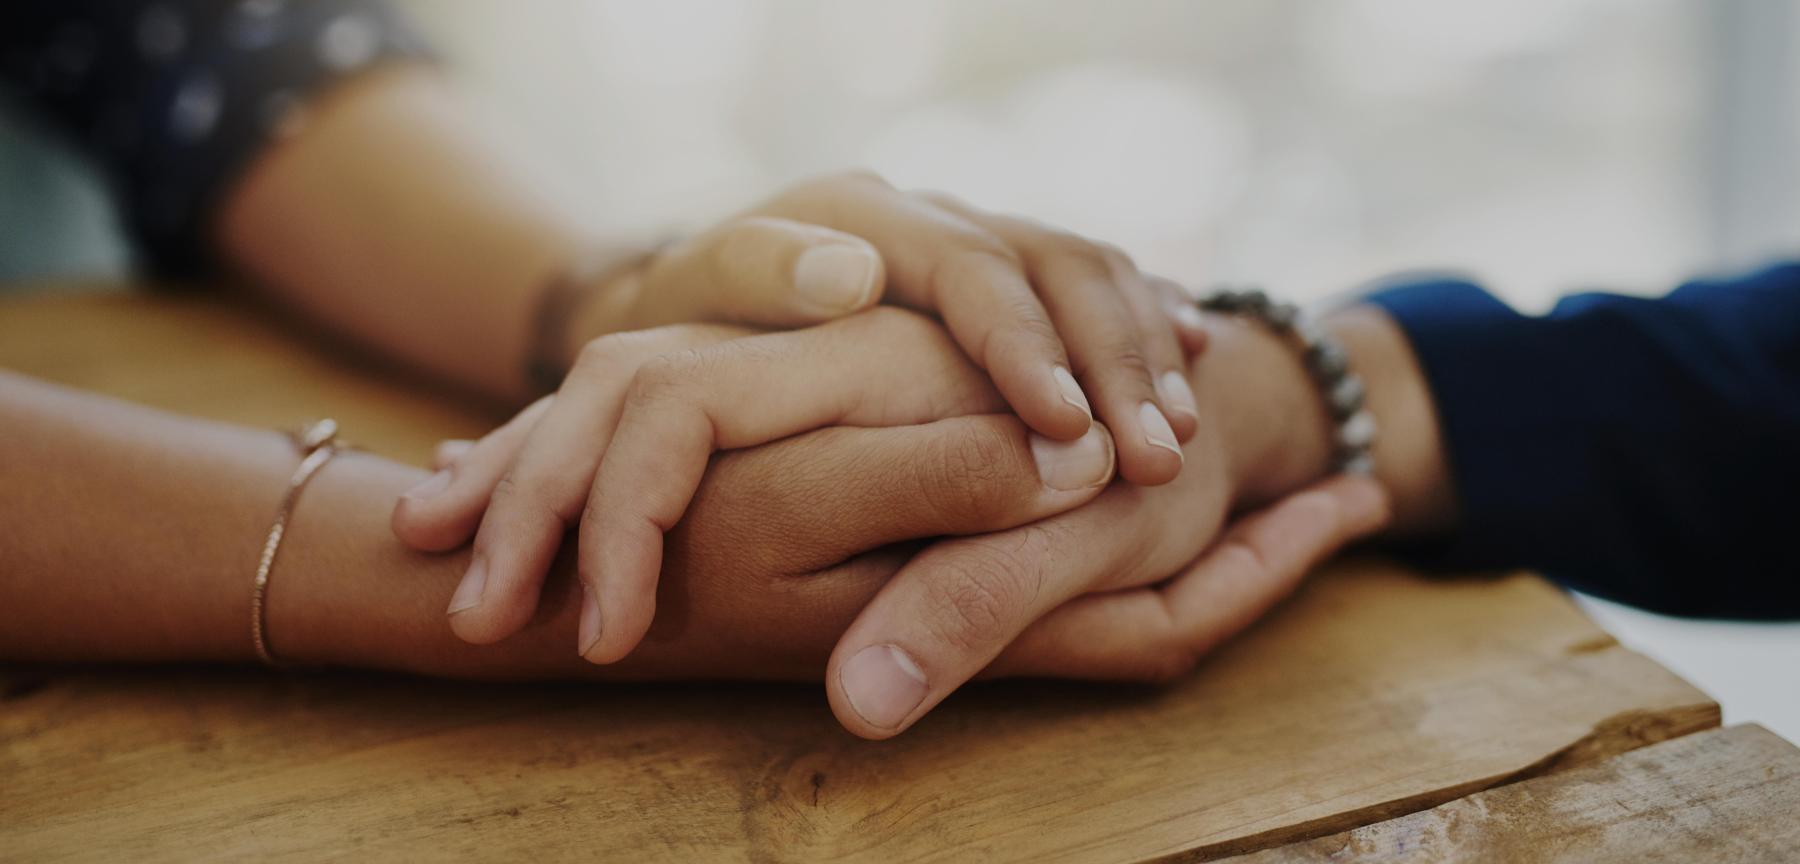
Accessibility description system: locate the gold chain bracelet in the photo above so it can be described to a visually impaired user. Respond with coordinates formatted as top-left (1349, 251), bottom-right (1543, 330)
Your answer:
top-left (250, 418), bottom-right (341, 666)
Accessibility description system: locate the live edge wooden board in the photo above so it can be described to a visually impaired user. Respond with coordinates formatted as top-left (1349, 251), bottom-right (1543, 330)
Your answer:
top-left (0, 290), bottom-right (1786, 862)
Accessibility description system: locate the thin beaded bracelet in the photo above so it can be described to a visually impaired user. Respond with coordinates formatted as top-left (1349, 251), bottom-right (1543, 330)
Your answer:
top-left (1196, 287), bottom-right (1376, 474)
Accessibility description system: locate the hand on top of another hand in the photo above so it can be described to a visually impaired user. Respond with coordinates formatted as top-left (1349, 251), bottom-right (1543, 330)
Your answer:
top-left (395, 171), bottom-right (1209, 668)
top-left (393, 307), bottom-right (1124, 663)
top-left (562, 171), bottom-right (1211, 483)
top-left (397, 300), bottom-right (1390, 738)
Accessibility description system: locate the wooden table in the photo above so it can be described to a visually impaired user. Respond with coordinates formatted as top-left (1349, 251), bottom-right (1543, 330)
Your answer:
top-left (3, 291), bottom-right (1797, 862)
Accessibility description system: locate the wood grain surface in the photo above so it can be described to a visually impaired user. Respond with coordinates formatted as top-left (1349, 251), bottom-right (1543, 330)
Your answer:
top-left (1226, 724), bottom-right (1800, 863)
top-left (0, 291), bottom-right (1729, 862)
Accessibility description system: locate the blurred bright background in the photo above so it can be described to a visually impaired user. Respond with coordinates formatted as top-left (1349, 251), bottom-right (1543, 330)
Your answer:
top-left (396, 0), bottom-right (1800, 312)
top-left (2, 0), bottom-right (1796, 737)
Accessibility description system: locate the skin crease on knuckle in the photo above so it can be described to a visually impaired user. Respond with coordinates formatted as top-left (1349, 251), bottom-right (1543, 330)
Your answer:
top-left (841, 308), bottom-right (1002, 424)
top-left (917, 525), bottom-right (1057, 657)
top-left (913, 421), bottom-right (1018, 531)
top-left (923, 241), bottom-right (1026, 312)
top-left (692, 433), bottom-right (879, 575)
top-left (622, 347), bottom-right (710, 413)
top-left (922, 556), bottom-right (1035, 658)
top-left (575, 330), bottom-right (651, 372)
top-left (1081, 336), bottom-right (1154, 384)
top-left (486, 471), bottom-right (581, 547)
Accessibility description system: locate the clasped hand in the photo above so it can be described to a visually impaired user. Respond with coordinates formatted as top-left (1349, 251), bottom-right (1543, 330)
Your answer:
top-left (390, 172), bottom-right (1388, 738)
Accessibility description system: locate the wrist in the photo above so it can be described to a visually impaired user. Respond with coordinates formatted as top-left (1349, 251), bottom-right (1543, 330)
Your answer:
top-left (1193, 301), bottom-right (1452, 536)
top-left (1193, 314), bottom-right (1335, 507)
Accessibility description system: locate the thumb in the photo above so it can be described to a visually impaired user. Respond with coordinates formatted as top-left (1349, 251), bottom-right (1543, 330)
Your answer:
top-left (628, 216), bottom-right (886, 329)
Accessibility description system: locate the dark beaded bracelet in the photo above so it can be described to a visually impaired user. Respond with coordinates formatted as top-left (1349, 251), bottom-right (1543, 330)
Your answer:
top-left (1197, 287), bottom-right (1376, 474)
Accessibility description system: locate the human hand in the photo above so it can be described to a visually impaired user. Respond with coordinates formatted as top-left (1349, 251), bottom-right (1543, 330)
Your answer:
top-left (554, 172), bottom-right (1208, 484)
top-left (817, 313), bottom-right (1394, 737)
top-left (395, 307), bottom-right (1388, 740)
top-left (391, 308), bottom-right (1124, 661)
top-left (531, 174), bottom-right (1216, 664)
top-left (744, 171), bottom-right (1209, 483)
top-left (364, 421), bottom-right (1379, 695)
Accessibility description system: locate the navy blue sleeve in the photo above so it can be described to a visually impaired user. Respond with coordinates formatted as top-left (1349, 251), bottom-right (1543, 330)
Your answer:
top-left (0, 0), bottom-right (430, 277)
top-left (1364, 263), bottom-right (1800, 619)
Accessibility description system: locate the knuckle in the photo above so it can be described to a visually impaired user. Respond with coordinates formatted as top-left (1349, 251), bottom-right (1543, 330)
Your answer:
top-left (925, 242), bottom-right (1023, 305)
top-left (917, 423), bottom-right (1017, 525)
top-left (490, 472), bottom-right (566, 526)
top-left (914, 188), bottom-right (965, 210)
top-left (923, 549), bottom-right (1040, 653)
top-left (575, 332), bottom-right (636, 371)
top-left (980, 308), bottom-right (1062, 370)
top-left (625, 349), bottom-right (702, 407)
top-left (833, 167), bottom-right (893, 189)
top-left (1042, 235), bottom-right (1112, 276)
top-left (1093, 241), bottom-right (1138, 275)
top-left (1213, 538), bottom-right (1273, 584)
top-left (712, 216), bottom-right (778, 261)
top-left (1076, 335), bottom-right (1153, 383)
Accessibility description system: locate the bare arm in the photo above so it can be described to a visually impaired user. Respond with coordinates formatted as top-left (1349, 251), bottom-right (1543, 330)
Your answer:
top-left (0, 364), bottom-right (1118, 679)
top-left (0, 368), bottom-right (465, 667)
top-left (215, 67), bottom-right (595, 403)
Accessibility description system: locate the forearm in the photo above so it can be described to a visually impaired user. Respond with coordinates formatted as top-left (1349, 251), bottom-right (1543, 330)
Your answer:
top-left (0, 371), bottom-right (584, 674)
top-left (215, 67), bottom-right (624, 403)
top-left (0, 371), bottom-right (294, 662)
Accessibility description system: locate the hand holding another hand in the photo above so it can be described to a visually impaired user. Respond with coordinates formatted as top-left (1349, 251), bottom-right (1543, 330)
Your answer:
top-left (393, 295), bottom-right (1388, 737)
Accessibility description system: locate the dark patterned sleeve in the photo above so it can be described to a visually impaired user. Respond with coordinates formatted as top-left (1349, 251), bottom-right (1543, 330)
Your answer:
top-left (0, 0), bottom-right (432, 277)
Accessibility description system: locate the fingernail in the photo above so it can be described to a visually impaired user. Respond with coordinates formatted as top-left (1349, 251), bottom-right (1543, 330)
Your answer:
top-left (1138, 401), bottom-right (1183, 459)
top-left (578, 584), bottom-right (603, 659)
top-left (1172, 303), bottom-right (1206, 331)
top-left (1030, 425), bottom-right (1113, 490)
top-left (1157, 370), bottom-right (1198, 420)
top-left (841, 644), bottom-right (929, 731)
top-left (447, 557), bottom-right (487, 615)
top-left (434, 439), bottom-right (474, 468)
top-left (405, 469), bottom-right (452, 502)
top-left (1051, 366), bottom-right (1092, 420)
top-left (794, 244), bottom-right (878, 311)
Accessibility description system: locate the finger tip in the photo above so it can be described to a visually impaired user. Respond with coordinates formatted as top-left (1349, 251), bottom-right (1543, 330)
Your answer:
top-left (580, 633), bottom-right (638, 666)
top-left (1015, 397), bottom-right (1092, 442)
top-left (1165, 409), bottom-right (1199, 441)
top-left (389, 507), bottom-right (468, 553)
top-left (1116, 440), bottom-right (1183, 487)
top-left (828, 679), bottom-right (906, 741)
top-left (447, 610), bottom-right (508, 646)
top-left (1180, 327), bottom-right (1210, 355)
